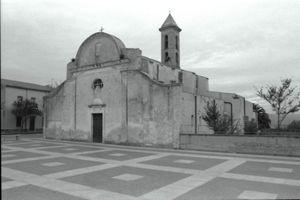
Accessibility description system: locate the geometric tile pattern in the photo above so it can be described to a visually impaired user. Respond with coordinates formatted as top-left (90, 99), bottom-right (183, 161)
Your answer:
top-left (229, 161), bottom-right (300, 180)
top-left (238, 190), bottom-right (278, 199)
top-left (61, 166), bottom-right (189, 197)
top-left (112, 173), bottom-right (143, 181)
top-left (38, 145), bottom-right (103, 154)
top-left (173, 159), bottom-right (195, 164)
top-left (268, 167), bottom-right (293, 173)
top-left (110, 153), bottom-right (127, 157)
top-left (2, 154), bottom-right (16, 158)
top-left (175, 177), bottom-right (300, 200)
top-left (2, 185), bottom-right (86, 200)
top-left (3, 157), bottom-right (103, 175)
top-left (1, 151), bottom-right (49, 161)
top-left (5, 142), bottom-right (63, 149)
top-left (2, 137), bottom-right (300, 199)
top-left (142, 155), bottom-right (227, 170)
top-left (80, 150), bottom-right (154, 161)
top-left (41, 162), bottom-right (65, 167)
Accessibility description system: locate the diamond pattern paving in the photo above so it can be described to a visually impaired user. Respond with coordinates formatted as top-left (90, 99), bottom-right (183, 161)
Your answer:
top-left (39, 145), bottom-right (103, 154)
top-left (142, 155), bottom-right (227, 170)
top-left (229, 161), bottom-right (300, 180)
top-left (3, 157), bottom-right (103, 175)
top-left (6, 142), bottom-right (63, 149)
top-left (62, 166), bottom-right (190, 197)
top-left (1, 151), bottom-right (49, 161)
top-left (175, 177), bottom-right (300, 200)
top-left (81, 150), bottom-right (154, 161)
top-left (2, 185), bottom-right (86, 200)
top-left (2, 137), bottom-right (300, 200)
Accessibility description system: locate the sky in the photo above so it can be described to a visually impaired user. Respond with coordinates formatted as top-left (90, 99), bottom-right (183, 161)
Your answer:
top-left (1, 0), bottom-right (300, 113)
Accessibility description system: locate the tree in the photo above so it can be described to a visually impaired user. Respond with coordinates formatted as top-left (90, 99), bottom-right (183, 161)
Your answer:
top-left (287, 120), bottom-right (300, 130)
top-left (244, 119), bottom-right (258, 134)
top-left (256, 78), bottom-right (300, 129)
top-left (202, 100), bottom-right (239, 134)
top-left (11, 99), bottom-right (42, 130)
top-left (253, 103), bottom-right (271, 129)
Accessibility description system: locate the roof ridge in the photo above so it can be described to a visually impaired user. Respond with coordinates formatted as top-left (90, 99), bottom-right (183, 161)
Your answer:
top-left (1, 78), bottom-right (51, 92)
top-left (159, 13), bottom-right (181, 32)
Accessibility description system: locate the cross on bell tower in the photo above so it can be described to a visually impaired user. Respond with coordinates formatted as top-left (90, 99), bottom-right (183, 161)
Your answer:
top-left (159, 13), bottom-right (181, 69)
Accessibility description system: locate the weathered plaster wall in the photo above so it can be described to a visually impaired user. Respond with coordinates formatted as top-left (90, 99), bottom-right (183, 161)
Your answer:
top-left (209, 91), bottom-right (245, 132)
top-left (124, 70), bottom-right (181, 148)
top-left (180, 93), bottom-right (195, 130)
top-left (141, 57), bottom-right (180, 84)
top-left (182, 71), bottom-right (196, 94)
top-left (196, 75), bottom-right (209, 96)
top-left (45, 63), bottom-right (129, 142)
top-left (180, 134), bottom-right (300, 156)
top-left (2, 87), bottom-right (47, 130)
top-left (76, 32), bottom-right (125, 67)
top-left (44, 80), bottom-right (76, 140)
top-left (245, 100), bottom-right (256, 120)
top-left (197, 96), bottom-right (223, 134)
top-left (75, 65), bottom-right (126, 143)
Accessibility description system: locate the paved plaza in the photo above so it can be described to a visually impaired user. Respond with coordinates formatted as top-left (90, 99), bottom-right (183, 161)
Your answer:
top-left (1, 136), bottom-right (300, 199)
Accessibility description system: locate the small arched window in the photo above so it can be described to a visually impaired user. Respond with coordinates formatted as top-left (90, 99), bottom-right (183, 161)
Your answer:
top-left (165, 52), bottom-right (169, 62)
top-left (92, 79), bottom-right (103, 89)
top-left (175, 36), bottom-right (178, 50)
top-left (164, 35), bottom-right (168, 49)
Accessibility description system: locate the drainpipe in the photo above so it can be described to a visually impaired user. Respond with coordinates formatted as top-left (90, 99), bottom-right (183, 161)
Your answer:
top-left (225, 101), bottom-right (233, 128)
top-left (74, 77), bottom-right (77, 130)
top-left (194, 95), bottom-right (197, 134)
top-left (243, 97), bottom-right (246, 118)
top-left (125, 73), bottom-right (129, 144)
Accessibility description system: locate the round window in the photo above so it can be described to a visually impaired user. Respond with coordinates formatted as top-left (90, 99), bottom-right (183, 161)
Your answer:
top-left (92, 79), bottom-right (103, 89)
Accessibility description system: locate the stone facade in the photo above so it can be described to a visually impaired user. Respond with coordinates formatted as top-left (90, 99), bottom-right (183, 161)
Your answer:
top-left (44, 14), bottom-right (257, 148)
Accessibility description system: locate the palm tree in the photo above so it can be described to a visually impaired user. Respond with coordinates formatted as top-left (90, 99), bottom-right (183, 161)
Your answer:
top-left (253, 104), bottom-right (271, 129)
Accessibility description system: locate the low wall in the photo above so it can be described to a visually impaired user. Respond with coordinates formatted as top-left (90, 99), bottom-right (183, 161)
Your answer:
top-left (180, 134), bottom-right (300, 156)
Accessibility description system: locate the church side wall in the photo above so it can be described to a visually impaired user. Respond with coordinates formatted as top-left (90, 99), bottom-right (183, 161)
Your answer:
top-left (141, 57), bottom-right (179, 84)
top-left (182, 71), bottom-right (196, 93)
top-left (124, 71), bottom-right (181, 148)
top-left (196, 75), bottom-right (209, 96)
top-left (44, 81), bottom-right (75, 140)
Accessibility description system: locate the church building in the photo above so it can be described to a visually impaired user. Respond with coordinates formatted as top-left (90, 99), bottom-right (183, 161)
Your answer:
top-left (43, 14), bottom-right (256, 148)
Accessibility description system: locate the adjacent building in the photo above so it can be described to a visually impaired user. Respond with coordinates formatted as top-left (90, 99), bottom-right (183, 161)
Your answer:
top-left (1, 79), bottom-right (51, 131)
top-left (43, 14), bottom-right (256, 147)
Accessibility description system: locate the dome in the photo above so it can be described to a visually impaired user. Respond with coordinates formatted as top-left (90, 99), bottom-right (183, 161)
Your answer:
top-left (75, 32), bottom-right (126, 67)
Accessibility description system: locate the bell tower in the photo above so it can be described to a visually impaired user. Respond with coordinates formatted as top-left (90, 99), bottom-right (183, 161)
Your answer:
top-left (159, 13), bottom-right (181, 69)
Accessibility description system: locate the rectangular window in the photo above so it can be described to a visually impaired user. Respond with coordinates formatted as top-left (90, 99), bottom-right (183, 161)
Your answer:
top-left (165, 52), bottom-right (169, 62)
top-left (16, 116), bottom-right (22, 127)
top-left (175, 36), bottom-right (178, 50)
top-left (156, 65), bottom-right (159, 80)
top-left (178, 71), bottom-right (183, 83)
top-left (164, 35), bottom-right (168, 49)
